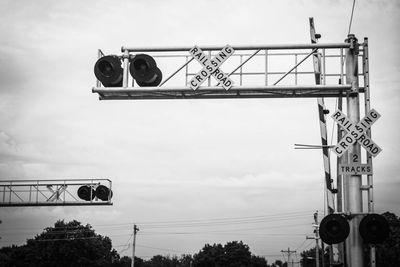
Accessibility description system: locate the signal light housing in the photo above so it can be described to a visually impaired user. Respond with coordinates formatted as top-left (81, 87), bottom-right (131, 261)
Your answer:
top-left (77, 185), bottom-right (112, 201)
top-left (129, 54), bottom-right (162, 87)
top-left (95, 185), bottom-right (113, 201)
top-left (359, 213), bottom-right (389, 244)
top-left (77, 185), bottom-right (95, 201)
top-left (94, 55), bottom-right (123, 87)
top-left (319, 214), bottom-right (350, 245)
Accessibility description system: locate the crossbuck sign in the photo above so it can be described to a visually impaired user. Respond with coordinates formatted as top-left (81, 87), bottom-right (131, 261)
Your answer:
top-left (332, 109), bottom-right (382, 158)
top-left (188, 45), bottom-right (234, 90)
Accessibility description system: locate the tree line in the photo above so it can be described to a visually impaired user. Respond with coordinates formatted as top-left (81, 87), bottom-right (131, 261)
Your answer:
top-left (0, 212), bottom-right (399, 266)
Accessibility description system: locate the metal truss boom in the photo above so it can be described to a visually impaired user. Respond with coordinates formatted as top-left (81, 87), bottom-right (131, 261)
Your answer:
top-left (121, 43), bottom-right (350, 52)
top-left (0, 179), bottom-right (113, 207)
top-left (94, 85), bottom-right (353, 100)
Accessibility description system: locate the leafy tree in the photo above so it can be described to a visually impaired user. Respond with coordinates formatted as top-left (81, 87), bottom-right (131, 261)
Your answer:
top-left (193, 243), bottom-right (225, 267)
top-left (251, 255), bottom-right (269, 267)
top-left (221, 241), bottom-right (252, 267)
top-left (115, 256), bottom-right (144, 267)
top-left (300, 246), bottom-right (329, 267)
top-left (141, 254), bottom-right (190, 267)
top-left (0, 220), bottom-right (119, 267)
top-left (143, 255), bottom-right (170, 267)
top-left (270, 260), bottom-right (284, 267)
top-left (193, 241), bottom-right (268, 267)
top-left (373, 212), bottom-right (400, 267)
top-left (179, 254), bottom-right (194, 267)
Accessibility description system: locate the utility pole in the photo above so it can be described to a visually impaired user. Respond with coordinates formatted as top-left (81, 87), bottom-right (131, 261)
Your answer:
top-left (131, 224), bottom-right (139, 267)
top-left (344, 34), bottom-right (364, 267)
top-left (281, 247), bottom-right (296, 267)
top-left (307, 211), bottom-right (321, 267)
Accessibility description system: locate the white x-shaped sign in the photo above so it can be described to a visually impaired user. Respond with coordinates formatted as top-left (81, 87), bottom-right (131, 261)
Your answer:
top-left (332, 109), bottom-right (382, 157)
top-left (46, 185), bottom-right (68, 202)
top-left (188, 45), bottom-right (234, 90)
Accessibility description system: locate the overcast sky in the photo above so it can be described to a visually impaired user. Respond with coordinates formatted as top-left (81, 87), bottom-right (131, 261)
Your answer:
top-left (0, 0), bottom-right (399, 263)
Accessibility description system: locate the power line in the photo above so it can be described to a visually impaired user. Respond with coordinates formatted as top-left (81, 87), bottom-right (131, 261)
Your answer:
top-left (295, 239), bottom-right (308, 251)
top-left (296, 239), bottom-right (314, 253)
top-left (117, 234), bottom-right (134, 254)
top-left (33, 236), bottom-right (102, 242)
top-left (348, 0), bottom-right (357, 35)
top-left (0, 211), bottom-right (314, 233)
top-left (137, 215), bottom-right (312, 229)
top-left (136, 244), bottom-right (191, 254)
top-left (135, 211), bottom-right (313, 226)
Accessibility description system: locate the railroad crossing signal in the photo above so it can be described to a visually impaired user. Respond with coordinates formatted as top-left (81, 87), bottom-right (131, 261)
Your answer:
top-left (77, 184), bottom-right (113, 201)
top-left (188, 45), bottom-right (234, 90)
top-left (129, 54), bottom-right (162, 87)
top-left (331, 109), bottom-right (382, 157)
top-left (0, 179), bottom-right (113, 206)
top-left (94, 55), bottom-right (123, 87)
top-left (319, 213), bottom-right (389, 245)
top-left (94, 54), bottom-right (162, 87)
top-left (359, 214), bottom-right (390, 244)
top-left (319, 214), bottom-right (350, 245)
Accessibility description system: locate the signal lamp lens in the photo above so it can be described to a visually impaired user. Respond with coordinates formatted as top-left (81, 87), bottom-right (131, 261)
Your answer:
top-left (319, 214), bottom-right (350, 244)
top-left (77, 185), bottom-right (95, 201)
top-left (359, 214), bottom-right (389, 244)
top-left (95, 185), bottom-right (113, 201)
top-left (94, 55), bottom-right (123, 87)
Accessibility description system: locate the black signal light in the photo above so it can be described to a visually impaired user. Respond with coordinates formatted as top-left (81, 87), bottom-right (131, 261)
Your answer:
top-left (95, 185), bottom-right (113, 201)
top-left (77, 185), bottom-right (95, 201)
top-left (359, 214), bottom-right (390, 244)
top-left (319, 214), bottom-right (350, 245)
top-left (129, 54), bottom-right (162, 87)
top-left (94, 55), bottom-right (123, 87)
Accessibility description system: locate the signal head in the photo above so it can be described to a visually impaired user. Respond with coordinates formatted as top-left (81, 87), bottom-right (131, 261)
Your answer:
top-left (77, 185), bottom-right (95, 201)
top-left (129, 54), bottom-right (162, 87)
top-left (359, 214), bottom-right (390, 244)
top-left (319, 214), bottom-right (350, 245)
top-left (94, 55), bottom-right (123, 87)
top-left (95, 185), bottom-right (113, 201)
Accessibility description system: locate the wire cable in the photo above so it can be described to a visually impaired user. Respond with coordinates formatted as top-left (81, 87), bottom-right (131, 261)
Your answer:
top-left (295, 239), bottom-right (308, 252)
top-left (137, 244), bottom-right (191, 254)
top-left (117, 233), bottom-right (133, 254)
top-left (0, 211), bottom-right (314, 232)
top-left (348, 0), bottom-right (356, 35)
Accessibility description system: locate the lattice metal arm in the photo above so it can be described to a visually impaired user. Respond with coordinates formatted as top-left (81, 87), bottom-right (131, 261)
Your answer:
top-left (0, 179), bottom-right (113, 207)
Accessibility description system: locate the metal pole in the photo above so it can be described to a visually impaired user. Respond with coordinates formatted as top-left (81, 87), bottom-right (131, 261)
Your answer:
top-left (315, 212), bottom-right (320, 267)
top-left (344, 34), bottom-right (364, 267)
top-left (122, 49), bottom-right (129, 88)
top-left (122, 43), bottom-right (350, 52)
top-left (131, 224), bottom-right (139, 267)
top-left (97, 50), bottom-right (103, 88)
top-left (362, 37), bottom-right (376, 267)
top-left (336, 93), bottom-right (346, 266)
top-left (265, 49), bottom-right (268, 85)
